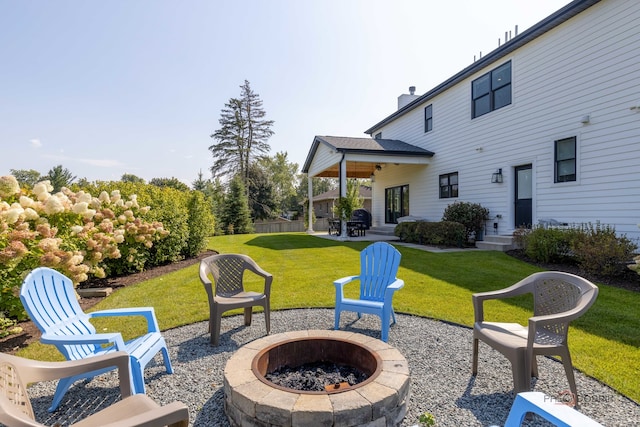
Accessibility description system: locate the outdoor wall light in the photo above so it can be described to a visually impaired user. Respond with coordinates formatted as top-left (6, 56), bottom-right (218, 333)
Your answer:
top-left (491, 168), bottom-right (503, 183)
top-left (580, 114), bottom-right (590, 124)
top-left (370, 173), bottom-right (375, 183)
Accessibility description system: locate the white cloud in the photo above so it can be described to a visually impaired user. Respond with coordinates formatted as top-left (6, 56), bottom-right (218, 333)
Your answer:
top-left (29, 138), bottom-right (42, 148)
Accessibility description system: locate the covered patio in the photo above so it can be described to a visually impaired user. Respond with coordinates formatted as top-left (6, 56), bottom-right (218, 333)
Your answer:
top-left (302, 136), bottom-right (434, 237)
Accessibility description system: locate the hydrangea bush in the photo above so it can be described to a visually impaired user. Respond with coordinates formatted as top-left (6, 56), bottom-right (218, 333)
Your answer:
top-left (0, 176), bottom-right (168, 320)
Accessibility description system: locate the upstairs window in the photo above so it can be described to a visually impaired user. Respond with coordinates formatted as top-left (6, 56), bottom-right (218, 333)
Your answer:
top-left (424, 104), bottom-right (433, 132)
top-left (555, 137), bottom-right (576, 182)
top-left (439, 172), bottom-right (458, 198)
top-left (472, 61), bottom-right (511, 118)
top-left (374, 132), bottom-right (382, 139)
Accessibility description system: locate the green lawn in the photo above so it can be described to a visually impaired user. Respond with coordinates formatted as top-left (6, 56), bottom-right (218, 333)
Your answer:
top-left (19, 233), bottom-right (640, 403)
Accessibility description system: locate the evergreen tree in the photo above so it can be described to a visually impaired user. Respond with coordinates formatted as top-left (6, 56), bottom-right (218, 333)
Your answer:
top-left (247, 163), bottom-right (276, 220)
top-left (45, 165), bottom-right (76, 192)
top-left (221, 175), bottom-right (252, 234)
top-left (209, 80), bottom-right (274, 186)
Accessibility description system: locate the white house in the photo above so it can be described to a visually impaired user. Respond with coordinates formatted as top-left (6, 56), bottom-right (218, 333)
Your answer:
top-left (303, 0), bottom-right (640, 242)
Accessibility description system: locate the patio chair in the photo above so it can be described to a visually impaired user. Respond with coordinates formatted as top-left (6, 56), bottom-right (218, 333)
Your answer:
top-left (199, 254), bottom-right (272, 346)
top-left (20, 267), bottom-right (174, 412)
top-left (333, 242), bottom-right (404, 342)
top-left (504, 392), bottom-right (603, 426)
top-left (472, 272), bottom-right (598, 403)
top-left (0, 350), bottom-right (189, 427)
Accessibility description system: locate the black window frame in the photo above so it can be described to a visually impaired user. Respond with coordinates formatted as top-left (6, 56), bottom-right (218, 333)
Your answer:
top-left (384, 184), bottom-right (409, 224)
top-left (555, 136), bottom-right (576, 183)
top-left (472, 61), bottom-right (512, 119)
top-left (439, 172), bottom-right (459, 199)
top-left (424, 104), bottom-right (433, 133)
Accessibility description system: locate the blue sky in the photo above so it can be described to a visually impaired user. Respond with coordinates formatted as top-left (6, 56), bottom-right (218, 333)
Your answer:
top-left (1, 0), bottom-right (571, 186)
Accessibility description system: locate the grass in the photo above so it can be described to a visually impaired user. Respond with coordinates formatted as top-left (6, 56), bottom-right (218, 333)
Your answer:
top-left (18, 233), bottom-right (640, 403)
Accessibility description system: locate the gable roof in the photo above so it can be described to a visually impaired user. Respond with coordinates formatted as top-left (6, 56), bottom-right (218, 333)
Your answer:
top-left (364, 0), bottom-right (600, 135)
top-left (302, 135), bottom-right (434, 174)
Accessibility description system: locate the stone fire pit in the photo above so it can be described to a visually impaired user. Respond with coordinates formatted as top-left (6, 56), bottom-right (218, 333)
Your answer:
top-left (223, 330), bottom-right (410, 427)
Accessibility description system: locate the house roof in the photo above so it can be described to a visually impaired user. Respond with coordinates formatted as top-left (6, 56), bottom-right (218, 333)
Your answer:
top-left (364, 0), bottom-right (600, 135)
top-left (313, 185), bottom-right (372, 201)
top-left (302, 135), bottom-right (434, 175)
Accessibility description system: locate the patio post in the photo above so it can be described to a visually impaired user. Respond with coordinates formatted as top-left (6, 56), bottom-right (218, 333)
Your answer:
top-left (306, 174), bottom-right (314, 233)
top-left (339, 157), bottom-right (347, 240)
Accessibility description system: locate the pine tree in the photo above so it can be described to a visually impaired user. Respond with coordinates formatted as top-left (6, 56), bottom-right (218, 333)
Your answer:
top-left (45, 165), bottom-right (76, 192)
top-left (221, 175), bottom-right (253, 234)
top-left (209, 80), bottom-right (274, 186)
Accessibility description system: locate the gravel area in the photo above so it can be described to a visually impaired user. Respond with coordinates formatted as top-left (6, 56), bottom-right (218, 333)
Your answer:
top-left (26, 309), bottom-right (639, 426)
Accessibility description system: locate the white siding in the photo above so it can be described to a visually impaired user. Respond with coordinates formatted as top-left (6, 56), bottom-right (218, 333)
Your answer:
top-left (307, 142), bottom-right (341, 177)
top-left (373, 0), bottom-right (640, 240)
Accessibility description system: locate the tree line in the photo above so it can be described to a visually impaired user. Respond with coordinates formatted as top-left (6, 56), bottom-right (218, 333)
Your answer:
top-left (9, 80), bottom-right (338, 235)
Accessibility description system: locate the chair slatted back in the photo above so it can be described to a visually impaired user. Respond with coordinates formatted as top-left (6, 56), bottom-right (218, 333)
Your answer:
top-left (359, 242), bottom-right (401, 302)
top-left (531, 272), bottom-right (598, 345)
top-left (205, 255), bottom-right (248, 297)
top-left (0, 360), bottom-right (34, 420)
top-left (20, 267), bottom-right (99, 360)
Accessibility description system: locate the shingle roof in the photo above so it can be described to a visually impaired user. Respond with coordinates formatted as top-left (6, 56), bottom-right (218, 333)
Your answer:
top-left (302, 135), bottom-right (434, 173)
top-left (315, 135), bottom-right (432, 154)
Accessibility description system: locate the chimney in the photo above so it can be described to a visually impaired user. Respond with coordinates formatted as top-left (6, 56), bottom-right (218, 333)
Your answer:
top-left (397, 86), bottom-right (419, 110)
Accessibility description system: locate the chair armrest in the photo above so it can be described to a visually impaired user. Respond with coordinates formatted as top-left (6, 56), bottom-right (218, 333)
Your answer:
top-left (41, 331), bottom-right (127, 350)
top-left (333, 275), bottom-right (359, 289)
top-left (527, 304), bottom-right (590, 343)
top-left (472, 283), bottom-right (532, 323)
top-left (89, 307), bottom-right (160, 333)
top-left (384, 279), bottom-right (404, 299)
top-left (99, 400), bottom-right (189, 427)
top-left (8, 351), bottom-right (132, 397)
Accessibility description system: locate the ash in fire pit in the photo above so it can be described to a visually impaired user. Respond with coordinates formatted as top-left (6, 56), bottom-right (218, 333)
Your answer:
top-left (265, 361), bottom-right (368, 391)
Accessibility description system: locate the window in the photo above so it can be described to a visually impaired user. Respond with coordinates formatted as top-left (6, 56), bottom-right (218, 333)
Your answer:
top-left (424, 104), bottom-right (433, 132)
top-left (555, 137), bottom-right (576, 182)
top-left (385, 185), bottom-right (409, 224)
top-left (472, 61), bottom-right (511, 118)
top-left (439, 172), bottom-right (458, 198)
top-left (374, 132), bottom-right (382, 139)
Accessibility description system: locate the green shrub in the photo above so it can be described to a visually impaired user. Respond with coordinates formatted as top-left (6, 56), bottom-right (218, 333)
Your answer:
top-left (0, 178), bottom-right (168, 319)
top-left (571, 223), bottom-right (637, 277)
top-left (394, 221), bottom-right (465, 247)
top-left (524, 227), bottom-right (574, 263)
top-left (442, 201), bottom-right (489, 243)
top-left (417, 221), bottom-right (466, 247)
top-left (394, 221), bottom-right (419, 243)
top-left (184, 191), bottom-right (215, 257)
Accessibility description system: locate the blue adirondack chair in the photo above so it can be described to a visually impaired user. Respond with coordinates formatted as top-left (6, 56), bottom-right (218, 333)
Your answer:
top-left (333, 242), bottom-right (404, 342)
top-left (20, 267), bottom-right (173, 412)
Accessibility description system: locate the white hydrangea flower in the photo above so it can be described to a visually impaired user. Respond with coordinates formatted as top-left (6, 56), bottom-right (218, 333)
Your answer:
top-left (43, 196), bottom-right (64, 215)
top-left (23, 207), bottom-right (39, 220)
top-left (0, 175), bottom-right (20, 198)
top-left (19, 195), bottom-right (35, 208)
top-left (33, 181), bottom-right (53, 201)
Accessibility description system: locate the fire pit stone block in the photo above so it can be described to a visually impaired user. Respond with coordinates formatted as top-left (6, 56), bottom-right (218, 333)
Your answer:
top-left (224, 330), bottom-right (410, 427)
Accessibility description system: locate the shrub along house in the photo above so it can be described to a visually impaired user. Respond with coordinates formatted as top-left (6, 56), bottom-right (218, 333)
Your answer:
top-left (302, 0), bottom-right (640, 243)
